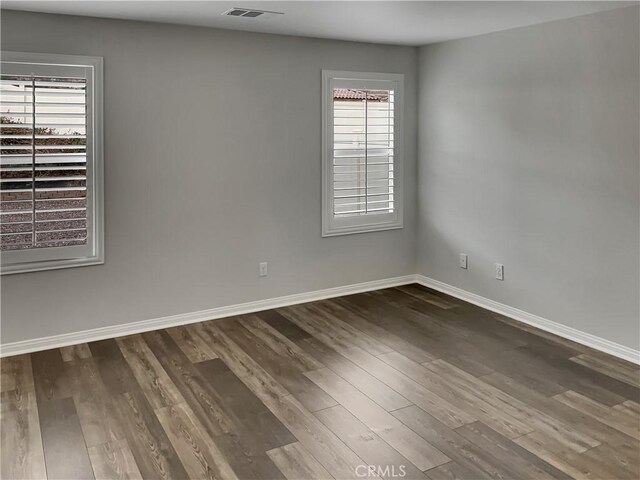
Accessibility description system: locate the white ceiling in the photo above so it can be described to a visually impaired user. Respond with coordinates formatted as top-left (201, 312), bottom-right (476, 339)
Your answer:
top-left (2, 1), bottom-right (637, 46)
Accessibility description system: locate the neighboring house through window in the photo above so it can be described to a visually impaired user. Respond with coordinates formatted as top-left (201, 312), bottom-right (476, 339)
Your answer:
top-left (322, 70), bottom-right (403, 236)
top-left (1, 52), bottom-right (103, 274)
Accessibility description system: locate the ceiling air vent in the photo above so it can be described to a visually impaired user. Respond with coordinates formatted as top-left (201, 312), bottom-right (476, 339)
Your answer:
top-left (222, 7), bottom-right (284, 19)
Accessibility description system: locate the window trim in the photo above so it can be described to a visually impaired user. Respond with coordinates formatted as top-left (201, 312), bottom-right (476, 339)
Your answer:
top-left (321, 70), bottom-right (404, 237)
top-left (1, 51), bottom-right (104, 275)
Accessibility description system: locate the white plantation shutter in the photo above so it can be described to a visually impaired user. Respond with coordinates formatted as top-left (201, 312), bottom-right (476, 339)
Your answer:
top-left (322, 71), bottom-right (403, 236)
top-left (1, 76), bottom-right (88, 249)
top-left (0, 53), bottom-right (103, 274)
top-left (333, 88), bottom-right (395, 216)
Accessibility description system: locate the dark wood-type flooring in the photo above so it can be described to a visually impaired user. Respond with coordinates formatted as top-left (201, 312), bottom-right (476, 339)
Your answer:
top-left (2, 284), bottom-right (639, 479)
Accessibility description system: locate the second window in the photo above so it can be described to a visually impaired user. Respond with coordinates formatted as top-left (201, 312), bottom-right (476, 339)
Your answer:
top-left (322, 70), bottom-right (403, 236)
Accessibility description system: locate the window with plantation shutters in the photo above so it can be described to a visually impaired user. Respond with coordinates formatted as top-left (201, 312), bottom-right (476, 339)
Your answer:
top-left (1, 52), bottom-right (103, 274)
top-left (322, 71), bottom-right (403, 236)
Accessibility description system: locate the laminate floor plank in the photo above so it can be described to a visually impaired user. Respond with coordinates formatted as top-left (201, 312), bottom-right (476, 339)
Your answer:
top-left (0, 354), bottom-right (34, 392)
top-left (379, 352), bottom-right (533, 439)
top-left (142, 329), bottom-right (287, 480)
top-left (314, 405), bottom-right (429, 480)
top-left (378, 290), bottom-right (586, 389)
top-left (5, 284), bottom-right (638, 480)
top-left (199, 321), bottom-right (375, 480)
top-left (1, 386), bottom-right (47, 480)
top-left (318, 297), bottom-right (436, 362)
top-left (258, 309), bottom-right (313, 341)
top-left (423, 358), bottom-right (598, 451)
top-left (424, 461), bottom-right (485, 480)
top-left (467, 345), bottom-right (570, 397)
top-left (31, 348), bottom-right (72, 402)
top-left (434, 305), bottom-right (556, 356)
top-left (523, 433), bottom-right (638, 480)
top-left (517, 428), bottom-right (585, 464)
top-left (614, 399), bottom-right (640, 416)
top-left (1, 372), bottom-right (16, 392)
top-left (482, 372), bottom-right (640, 465)
top-left (376, 288), bottom-right (576, 368)
top-left (167, 325), bottom-right (218, 363)
top-left (254, 390), bottom-right (376, 480)
top-left (330, 296), bottom-right (437, 363)
top-left (392, 287), bottom-right (579, 358)
top-left (337, 293), bottom-right (456, 359)
top-left (64, 357), bottom-right (126, 447)
top-left (87, 439), bottom-right (143, 480)
top-left (267, 442), bottom-right (334, 480)
top-left (238, 314), bottom-right (324, 371)
top-left (88, 338), bottom-right (189, 480)
top-left (454, 421), bottom-right (572, 480)
top-left (366, 289), bottom-right (503, 351)
top-left (144, 332), bottom-right (241, 436)
top-left (1, 354), bottom-right (34, 394)
top-left (553, 390), bottom-right (640, 440)
top-left (155, 402), bottom-right (239, 480)
top-left (578, 442), bottom-right (640, 479)
top-left (116, 334), bottom-right (185, 409)
top-left (391, 405), bottom-right (510, 480)
top-left (88, 339), bottom-right (143, 395)
top-left (517, 343), bottom-right (638, 405)
top-left (289, 302), bottom-right (394, 356)
top-left (359, 291), bottom-right (498, 377)
top-left (195, 321), bottom-right (289, 397)
top-left (217, 317), bottom-right (338, 412)
top-left (395, 284), bottom-right (460, 309)
top-left (332, 293), bottom-right (446, 362)
top-left (195, 358), bottom-right (296, 450)
top-left (298, 335), bottom-right (413, 412)
top-left (38, 397), bottom-right (95, 480)
top-left (581, 351), bottom-right (640, 374)
top-left (280, 306), bottom-right (475, 428)
top-left (356, 292), bottom-right (465, 351)
top-left (112, 389), bottom-right (189, 480)
top-left (484, 307), bottom-right (600, 358)
top-left (306, 367), bottom-right (450, 472)
top-left (570, 354), bottom-right (640, 387)
top-left (166, 324), bottom-right (219, 363)
top-left (60, 343), bottom-right (92, 362)
top-left (512, 433), bottom-right (588, 479)
top-left (31, 348), bottom-right (94, 479)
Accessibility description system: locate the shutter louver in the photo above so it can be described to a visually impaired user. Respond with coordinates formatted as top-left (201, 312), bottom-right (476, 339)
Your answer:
top-left (332, 88), bottom-right (394, 217)
top-left (1, 75), bottom-right (88, 251)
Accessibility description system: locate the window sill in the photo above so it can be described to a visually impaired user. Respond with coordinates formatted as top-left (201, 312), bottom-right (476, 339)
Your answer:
top-left (1, 256), bottom-right (104, 275)
top-left (322, 220), bottom-right (403, 237)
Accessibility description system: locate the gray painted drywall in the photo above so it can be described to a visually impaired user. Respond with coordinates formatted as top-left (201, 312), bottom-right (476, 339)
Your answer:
top-left (0, 10), bottom-right (418, 344)
top-left (417, 6), bottom-right (640, 349)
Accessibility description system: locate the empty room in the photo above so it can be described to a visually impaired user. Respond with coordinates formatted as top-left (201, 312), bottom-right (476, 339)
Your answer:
top-left (0, 1), bottom-right (639, 479)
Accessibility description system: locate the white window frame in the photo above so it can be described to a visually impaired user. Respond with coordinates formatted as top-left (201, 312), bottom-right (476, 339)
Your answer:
top-left (1, 52), bottom-right (104, 275)
top-left (322, 70), bottom-right (404, 237)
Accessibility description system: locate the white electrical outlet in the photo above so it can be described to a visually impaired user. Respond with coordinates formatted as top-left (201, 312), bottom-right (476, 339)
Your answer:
top-left (259, 262), bottom-right (268, 277)
top-left (459, 253), bottom-right (468, 269)
top-left (495, 263), bottom-right (504, 280)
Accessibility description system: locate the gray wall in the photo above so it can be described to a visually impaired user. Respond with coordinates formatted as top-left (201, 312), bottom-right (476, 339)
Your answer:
top-left (0, 10), bottom-right (418, 344)
top-left (417, 6), bottom-right (640, 349)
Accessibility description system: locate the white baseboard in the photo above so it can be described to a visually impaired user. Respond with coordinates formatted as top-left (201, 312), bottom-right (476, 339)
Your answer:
top-left (415, 274), bottom-right (640, 365)
top-left (3, 272), bottom-right (638, 365)
top-left (0, 275), bottom-right (416, 357)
